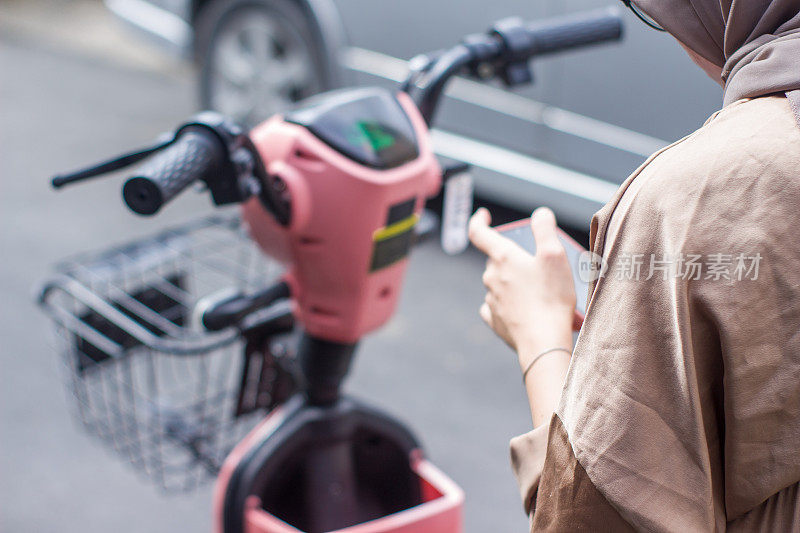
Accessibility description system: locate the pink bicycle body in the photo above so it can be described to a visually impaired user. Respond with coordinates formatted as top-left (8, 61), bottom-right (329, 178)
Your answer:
top-left (213, 87), bottom-right (463, 533)
top-left (242, 92), bottom-right (440, 343)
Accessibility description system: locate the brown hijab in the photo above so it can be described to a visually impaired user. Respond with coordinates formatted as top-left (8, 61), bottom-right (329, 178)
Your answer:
top-left (635, 0), bottom-right (800, 119)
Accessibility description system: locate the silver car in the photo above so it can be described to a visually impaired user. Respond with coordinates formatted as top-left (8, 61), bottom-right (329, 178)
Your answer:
top-left (105, 0), bottom-right (721, 228)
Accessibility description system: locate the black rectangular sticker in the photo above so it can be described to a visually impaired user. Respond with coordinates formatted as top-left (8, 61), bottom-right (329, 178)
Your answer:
top-left (386, 198), bottom-right (416, 225)
top-left (370, 214), bottom-right (417, 271)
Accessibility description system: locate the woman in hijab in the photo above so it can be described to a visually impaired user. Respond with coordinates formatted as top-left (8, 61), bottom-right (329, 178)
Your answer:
top-left (469, 0), bottom-right (800, 530)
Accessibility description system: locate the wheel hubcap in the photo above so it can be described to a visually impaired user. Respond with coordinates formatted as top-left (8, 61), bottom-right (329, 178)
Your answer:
top-left (210, 10), bottom-right (317, 126)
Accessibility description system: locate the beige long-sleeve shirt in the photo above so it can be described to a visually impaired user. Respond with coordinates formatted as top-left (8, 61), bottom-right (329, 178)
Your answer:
top-left (511, 94), bottom-right (800, 531)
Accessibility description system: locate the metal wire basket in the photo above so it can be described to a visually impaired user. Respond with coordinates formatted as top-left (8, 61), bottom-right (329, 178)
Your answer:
top-left (37, 214), bottom-right (285, 492)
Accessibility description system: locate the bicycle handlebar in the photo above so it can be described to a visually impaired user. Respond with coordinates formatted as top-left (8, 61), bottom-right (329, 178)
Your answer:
top-left (50, 112), bottom-right (276, 220)
top-left (517, 7), bottom-right (623, 58)
top-left (122, 127), bottom-right (226, 215)
top-left (406, 7), bottom-right (624, 124)
top-left (51, 8), bottom-right (624, 218)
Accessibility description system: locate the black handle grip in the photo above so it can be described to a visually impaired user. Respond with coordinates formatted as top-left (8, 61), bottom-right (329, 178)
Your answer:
top-left (201, 281), bottom-right (291, 331)
top-left (523, 7), bottom-right (623, 57)
top-left (122, 128), bottom-right (226, 215)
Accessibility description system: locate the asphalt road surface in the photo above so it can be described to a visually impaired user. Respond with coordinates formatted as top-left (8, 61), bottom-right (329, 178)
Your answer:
top-left (0, 2), bottom-right (537, 532)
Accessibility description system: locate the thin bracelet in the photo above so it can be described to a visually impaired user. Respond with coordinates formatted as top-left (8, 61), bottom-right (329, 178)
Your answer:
top-left (521, 347), bottom-right (571, 385)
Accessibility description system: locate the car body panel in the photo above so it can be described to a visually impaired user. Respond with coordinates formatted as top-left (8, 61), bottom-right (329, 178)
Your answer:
top-left (105, 0), bottom-right (192, 50)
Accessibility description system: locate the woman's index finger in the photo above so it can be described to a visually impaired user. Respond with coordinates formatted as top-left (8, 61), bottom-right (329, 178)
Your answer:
top-left (468, 209), bottom-right (511, 258)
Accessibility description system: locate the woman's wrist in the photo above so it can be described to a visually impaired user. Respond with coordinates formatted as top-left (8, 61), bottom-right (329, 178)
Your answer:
top-left (516, 325), bottom-right (573, 372)
top-left (521, 347), bottom-right (571, 383)
top-left (517, 329), bottom-right (573, 427)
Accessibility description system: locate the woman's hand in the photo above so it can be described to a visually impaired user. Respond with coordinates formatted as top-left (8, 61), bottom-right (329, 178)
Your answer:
top-left (468, 207), bottom-right (576, 367)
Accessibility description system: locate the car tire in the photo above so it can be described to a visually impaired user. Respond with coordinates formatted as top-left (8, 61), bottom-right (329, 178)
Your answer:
top-left (195, 0), bottom-right (338, 126)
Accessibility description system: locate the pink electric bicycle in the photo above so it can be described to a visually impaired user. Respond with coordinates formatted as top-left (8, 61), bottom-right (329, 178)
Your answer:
top-left (39, 9), bottom-right (621, 533)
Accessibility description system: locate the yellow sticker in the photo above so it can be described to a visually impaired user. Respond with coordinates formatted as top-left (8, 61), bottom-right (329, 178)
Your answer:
top-left (373, 214), bottom-right (418, 242)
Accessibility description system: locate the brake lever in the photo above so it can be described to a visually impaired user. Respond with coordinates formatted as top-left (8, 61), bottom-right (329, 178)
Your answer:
top-left (51, 133), bottom-right (174, 189)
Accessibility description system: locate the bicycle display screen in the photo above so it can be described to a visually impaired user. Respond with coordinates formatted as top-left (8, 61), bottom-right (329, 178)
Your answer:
top-left (286, 87), bottom-right (419, 169)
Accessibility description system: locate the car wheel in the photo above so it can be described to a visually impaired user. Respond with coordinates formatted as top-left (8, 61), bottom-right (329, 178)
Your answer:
top-left (195, 0), bottom-right (336, 127)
